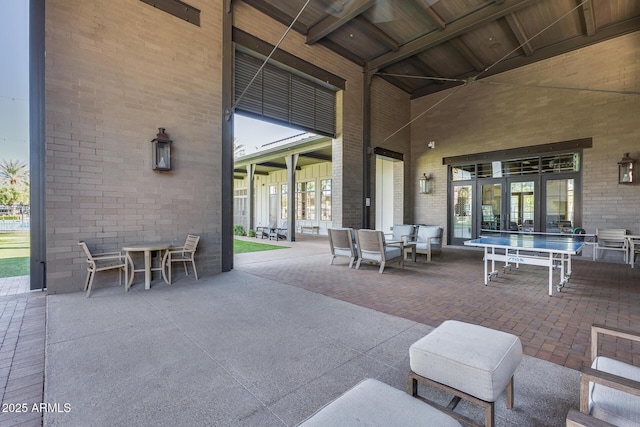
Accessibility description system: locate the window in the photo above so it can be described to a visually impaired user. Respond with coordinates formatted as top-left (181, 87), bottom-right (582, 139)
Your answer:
top-left (280, 184), bottom-right (288, 220)
top-left (320, 179), bottom-right (331, 221)
top-left (269, 185), bottom-right (277, 223)
top-left (295, 181), bottom-right (316, 220)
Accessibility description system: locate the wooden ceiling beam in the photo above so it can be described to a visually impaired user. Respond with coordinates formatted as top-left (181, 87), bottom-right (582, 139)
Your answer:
top-left (449, 38), bottom-right (485, 72)
top-left (579, 0), bottom-right (596, 36)
top-left (307, 0), bottom-right (377, 44)
top-left (417, 1), bottom-right (446, 30)
top-left (365, 0), bottom-right (538, 72)
top-left (504, 13), bottom-right (534, 56)
top-left (354, 16), bottom-right (399, 52)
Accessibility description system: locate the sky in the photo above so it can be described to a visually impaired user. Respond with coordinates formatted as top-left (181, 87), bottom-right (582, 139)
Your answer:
top-left (0, 0), bottom-right (29, 165)
top-left (0, 2), bottom-right (300, 165)
top-left (234, 114), bottom-right (302, 154)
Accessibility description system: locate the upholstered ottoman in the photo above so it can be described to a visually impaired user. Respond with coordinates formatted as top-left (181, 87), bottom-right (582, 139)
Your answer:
top-left (409, 320), bottom-right (522, 427)
top-left (298, 378), bottom-right (462, 426)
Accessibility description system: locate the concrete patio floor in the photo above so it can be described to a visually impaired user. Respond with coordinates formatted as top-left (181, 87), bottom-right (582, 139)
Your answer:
top-left (1, 234), bottom-right (639, 426)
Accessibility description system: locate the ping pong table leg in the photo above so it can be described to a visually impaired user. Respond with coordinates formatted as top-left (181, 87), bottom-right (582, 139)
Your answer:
top-left (484, 247), bottom-right (489, 285)
top-left (548, 253), bottom-right (554, 296)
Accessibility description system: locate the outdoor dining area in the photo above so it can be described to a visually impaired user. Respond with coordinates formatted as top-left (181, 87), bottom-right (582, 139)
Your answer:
top-left (78, 234), bottom-right (200, 297)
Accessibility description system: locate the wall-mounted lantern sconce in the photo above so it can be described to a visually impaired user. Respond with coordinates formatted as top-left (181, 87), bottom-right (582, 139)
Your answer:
top-left (419, 173), bottom-right (433, 194)
top-left (618, 153), bottom-right (635, 184)
top-left (152, 128), bottom-right (172, 171)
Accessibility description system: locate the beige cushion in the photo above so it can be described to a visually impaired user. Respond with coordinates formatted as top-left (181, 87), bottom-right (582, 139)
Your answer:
top-left (298, 378), bottom-right (462, 427)
top-left (410, 320), bottom-right (522, 402)
top-left (589, 356), bottom-right (640, 426)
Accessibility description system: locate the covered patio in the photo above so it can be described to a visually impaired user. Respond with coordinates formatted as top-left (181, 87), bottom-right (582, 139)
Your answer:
top-left (2, 236), bottom-right (638, 425)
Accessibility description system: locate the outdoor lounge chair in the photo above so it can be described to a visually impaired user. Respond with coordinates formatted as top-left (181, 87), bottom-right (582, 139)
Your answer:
top-left (575, 324), bottom-right (640, 426)
top-left (328, 228), bottom-right (357, 268)
top-left (355, 229), bottom-right (403, 273)
top-left (78, 241), bottom-right (127, 297)
top-left (162, 234), bottom-right (200, 284)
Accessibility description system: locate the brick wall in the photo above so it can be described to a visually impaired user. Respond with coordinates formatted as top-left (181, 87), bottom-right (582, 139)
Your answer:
top-left (410, 31), bottom-right (640, 240)
top-left (45, 0), bottom-right (223, 293)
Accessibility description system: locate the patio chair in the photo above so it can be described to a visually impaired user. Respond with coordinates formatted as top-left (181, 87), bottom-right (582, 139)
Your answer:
top-left (162, 234), bottom-right (200, 285)
top-left (386, 224), bottom-right (415, 244)
top-left (576, 324), bottom-right (640, 426)
top-left (260, 221), bottom-right (276, 239)
top-left (355, 229), bottom-right (403, 274)
top-left (328, 228), bottom-right (357, 268)
top-left (414, 225), bottom-right (443, 262)
top-left (271, 221), bottom-right (287, 241)
top-left (78, 241), bottom-right (127, 297)
top-left (593, 229), bottom-right (628, 263)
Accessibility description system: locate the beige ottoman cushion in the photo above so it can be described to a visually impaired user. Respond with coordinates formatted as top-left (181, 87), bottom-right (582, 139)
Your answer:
top-left (410, 320), bottom-right (522, 402)
top-left (298, 378), bottom-right (462, 426)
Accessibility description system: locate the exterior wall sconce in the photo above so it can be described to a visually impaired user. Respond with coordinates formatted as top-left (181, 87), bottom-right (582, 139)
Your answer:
top-left (419, 173), bottom-right (433, 194)
top-left (618, 153), bottom-right (635, 184)
top-left (152, 128), bottom-right (172, 171)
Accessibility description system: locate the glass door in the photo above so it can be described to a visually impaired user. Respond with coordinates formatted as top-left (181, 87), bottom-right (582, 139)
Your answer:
top-left (479, 181), bottom-right (502, 232)
top-left (450, 184), bottom-right (473, 245)
top-left (509, 180), bottom-right (536, 232)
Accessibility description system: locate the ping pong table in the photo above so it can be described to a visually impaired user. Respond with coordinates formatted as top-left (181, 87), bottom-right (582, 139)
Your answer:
top-left (464, 234), bottom-right (585, 296)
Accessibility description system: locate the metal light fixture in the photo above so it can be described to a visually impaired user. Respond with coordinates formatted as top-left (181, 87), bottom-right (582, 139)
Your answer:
top-left (151, 128), bottom-right (172, 171)
top-left (419, 173), bottom-right (433, 194)
top-left (618, 152), bottom-right (635, 184)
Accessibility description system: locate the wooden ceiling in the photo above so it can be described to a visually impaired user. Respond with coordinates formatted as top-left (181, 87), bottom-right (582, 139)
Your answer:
top-left (241, 0), bottom-right (640, 99)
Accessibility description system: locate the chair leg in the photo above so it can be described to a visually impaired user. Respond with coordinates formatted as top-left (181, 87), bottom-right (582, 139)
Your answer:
top-left (183, 260), bottom-right (189, 276)
top-left (355, 258), bottom-right (362, 269)
top-left (348, 257), bottom-right (354, 269)
top-left (191, 259), bottom-right (198, 280)
top-left (86, 271), bottom-right (96, 297)
top-left (84, 270), bottom-right (92, 291)
top-left (378, 261), bottom-right (385, 274)
top-left (330, 255), bottom-right (335, 265)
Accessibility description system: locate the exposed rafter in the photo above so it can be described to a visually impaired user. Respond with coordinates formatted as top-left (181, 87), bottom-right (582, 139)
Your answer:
top-left (579, 0), bottom-right (597, 36)
top-left (306, 0), bottom-right (376, 44)
top-left (504, 13), bottom-right (534, 56)
top-left (364, 0), bottom-right (538, 72)
top-left (449, 38), bottom-right (484, 72)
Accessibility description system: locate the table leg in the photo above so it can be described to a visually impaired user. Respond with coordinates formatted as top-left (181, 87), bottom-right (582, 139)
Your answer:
top-left (126, 252), bottom-right (135, 290)
top-left (484, 247), bottom-right (489, 285)
top-left (144, 249), bottom-right (152, 290)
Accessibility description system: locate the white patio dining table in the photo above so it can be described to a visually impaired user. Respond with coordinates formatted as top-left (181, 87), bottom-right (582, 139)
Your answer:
top-left (122, 242), bottom-right (171, 290)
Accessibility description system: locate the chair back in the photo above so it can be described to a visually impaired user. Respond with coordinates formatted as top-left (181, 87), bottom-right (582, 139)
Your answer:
top-left (328, 228), bottom-right (355, 254)
top-left (391, 224), bottom-right (414, 243)
top-left (78, 241), bottom-right (93, 260)
top-left (596, 228), bottom-right (626, 247)
top-left (356, 230), bottom-right (384, 258)
top-left (183, 234), bottom-right (200, 253)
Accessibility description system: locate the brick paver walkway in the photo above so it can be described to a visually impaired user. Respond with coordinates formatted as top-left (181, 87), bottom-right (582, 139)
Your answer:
top-left (0, 290), bottom-right (46, 427)
top-left (236, 236), bottom-right (640, 371)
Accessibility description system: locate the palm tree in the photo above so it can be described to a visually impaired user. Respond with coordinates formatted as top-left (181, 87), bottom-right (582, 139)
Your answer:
top-left (0, 160), bottom-right (29, 215)
top-left (0, 159), bottom-right (28, 186)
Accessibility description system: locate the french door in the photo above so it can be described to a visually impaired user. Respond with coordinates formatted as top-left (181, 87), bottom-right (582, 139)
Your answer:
top-left (476, 178), bottom-right (536, 233)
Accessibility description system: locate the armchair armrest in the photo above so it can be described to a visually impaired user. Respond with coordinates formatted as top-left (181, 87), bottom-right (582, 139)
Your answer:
top-left (566, 409), bottom-right (616, 427)
top-left (93, 253), bottom-right (125, 261)
top-left (591, 323), bottom-right (640, 363)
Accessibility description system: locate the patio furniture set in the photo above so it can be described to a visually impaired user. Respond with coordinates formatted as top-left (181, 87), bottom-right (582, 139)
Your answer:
top-left (300, 321), bottom-right (640, 427)
top-left (78, 234), bottom-right (200, 297)
top-left (328, 224), bottom-right (443, 273)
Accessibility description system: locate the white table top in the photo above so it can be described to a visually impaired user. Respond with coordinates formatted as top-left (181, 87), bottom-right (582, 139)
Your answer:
top-left (123, 242), bottom-right (171, 251)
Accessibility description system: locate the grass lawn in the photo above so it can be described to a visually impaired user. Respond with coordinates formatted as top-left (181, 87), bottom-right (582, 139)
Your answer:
top-left (234, 238), bottom-right (289, 254)
top-left (0, 232), bottom-right (30, 278)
